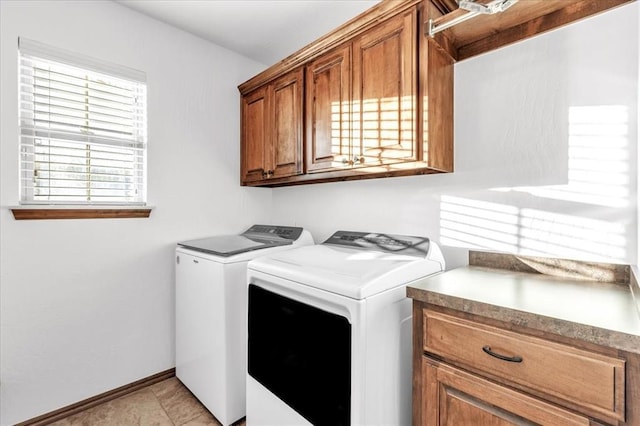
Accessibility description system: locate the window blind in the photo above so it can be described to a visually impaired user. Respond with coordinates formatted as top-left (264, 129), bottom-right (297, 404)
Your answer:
top-left (18, 38), bottom-right (147, 205)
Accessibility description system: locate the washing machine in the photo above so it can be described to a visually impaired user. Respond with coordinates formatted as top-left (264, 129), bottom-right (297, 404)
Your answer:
top-left (246, 230), bottom-right (445, 426)
top-left (175, 225), bottom-right (313, 425)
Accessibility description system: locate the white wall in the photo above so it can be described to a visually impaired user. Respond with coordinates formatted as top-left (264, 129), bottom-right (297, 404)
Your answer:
top-left (0, 2), bottom-right (270, 424)
top-left (1, 2), bottom-right (638, 425)
top-left (272, 2), bottom-right (639, 270)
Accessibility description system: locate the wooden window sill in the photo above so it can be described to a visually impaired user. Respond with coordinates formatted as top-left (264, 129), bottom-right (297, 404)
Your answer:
top-left (10, 206), bottom-right (153, 220)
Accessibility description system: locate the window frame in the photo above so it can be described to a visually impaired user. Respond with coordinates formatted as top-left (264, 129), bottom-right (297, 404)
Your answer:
top-left (14, 38), bottom-right (150, 219)
top-left (10, 206), bottom-right (152, 220)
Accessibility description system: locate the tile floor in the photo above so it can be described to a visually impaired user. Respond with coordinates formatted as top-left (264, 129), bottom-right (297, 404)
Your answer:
top-left (50, 377), bottom-right (246, 426)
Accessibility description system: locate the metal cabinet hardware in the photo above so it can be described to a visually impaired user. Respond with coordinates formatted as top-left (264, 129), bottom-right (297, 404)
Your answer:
top-left (482, 345), bottom-right (523, 363)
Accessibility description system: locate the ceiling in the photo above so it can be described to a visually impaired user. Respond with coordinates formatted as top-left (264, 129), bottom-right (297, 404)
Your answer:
top-left (116, 0), bottom-right (380, 66)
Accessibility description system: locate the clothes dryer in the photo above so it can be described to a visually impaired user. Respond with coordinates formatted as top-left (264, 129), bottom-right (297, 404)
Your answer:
top-left (246, 231), bottom-right (445, 426)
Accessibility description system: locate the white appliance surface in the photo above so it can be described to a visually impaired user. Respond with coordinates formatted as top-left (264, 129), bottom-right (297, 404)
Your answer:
top-left (247, 238), bottom-right (444, 299)
top-left (175, 226), bottom-right (313, 426)
top-left (180, 235), bottom-right (270, 258)
top-left (246, 231), bottom-right (445, 426)
top-left (178, 225), bottom-right (308, 263)
top-left (247, 375), bottom-right (313, 426)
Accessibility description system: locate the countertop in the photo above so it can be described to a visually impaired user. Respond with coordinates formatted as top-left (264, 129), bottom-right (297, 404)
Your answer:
top-left (407, 251), bottom-right (640, 354)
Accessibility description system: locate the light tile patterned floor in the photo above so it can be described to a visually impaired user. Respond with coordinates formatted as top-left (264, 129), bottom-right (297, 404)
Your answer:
top-left (49, 377), bottom-right (246, 426)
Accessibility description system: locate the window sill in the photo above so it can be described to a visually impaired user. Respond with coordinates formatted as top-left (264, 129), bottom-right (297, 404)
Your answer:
top-left (10, 206), bottom-right (153, 220)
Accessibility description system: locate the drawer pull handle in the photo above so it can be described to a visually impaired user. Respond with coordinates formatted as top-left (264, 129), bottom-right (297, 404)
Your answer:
top-left (482, 345), bottom-right (523, 363)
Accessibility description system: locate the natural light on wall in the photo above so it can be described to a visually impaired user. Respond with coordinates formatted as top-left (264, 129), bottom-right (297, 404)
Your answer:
top-left (441, 195), bottom-right (628, 261)
top-left (441, 105), bottom-right (630, 262)
top-left (508, 105), bottom-right (629, 208)
top-left (440, 197), bottom-right (520, 252)
top-left (518, 208), bottom-right (627, 260)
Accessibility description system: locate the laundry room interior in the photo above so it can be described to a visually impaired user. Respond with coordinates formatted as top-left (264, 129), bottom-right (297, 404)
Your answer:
top-left (1, 0), bottom-right (639, 425)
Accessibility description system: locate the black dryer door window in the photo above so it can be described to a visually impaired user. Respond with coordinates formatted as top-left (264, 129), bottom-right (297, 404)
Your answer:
top-left (248, 284), bottom-right (351, 426)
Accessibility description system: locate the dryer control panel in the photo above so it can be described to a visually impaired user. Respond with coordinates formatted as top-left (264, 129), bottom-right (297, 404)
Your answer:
top-left (323, 231), bottom-right (431, 257)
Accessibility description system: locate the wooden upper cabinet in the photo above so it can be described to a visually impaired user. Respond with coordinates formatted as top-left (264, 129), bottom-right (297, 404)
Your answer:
top-left (306, 44), bottom-right (352, 173)
top-left (271, 68), bottom-right (304, 179)
top-left (240, 68), bottom-right (303, 184)
top-left (239, 0), bottom-right (453, 187)
top-left (306, 7), bottom-right (425, 174)
top-left (352, 9), bottom-right (418, 168)
top-left (241, 86), bottom-right (269, 184)
top-left (238, 0), bottom-right (629, 186)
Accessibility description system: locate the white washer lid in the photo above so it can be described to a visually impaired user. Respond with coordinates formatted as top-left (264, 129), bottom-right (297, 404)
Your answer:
top-left (248, 242), bottom-right (444, 300)
top-left (177, 229), bottom-right (314, 264)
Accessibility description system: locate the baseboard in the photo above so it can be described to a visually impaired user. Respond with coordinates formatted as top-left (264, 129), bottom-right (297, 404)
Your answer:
top-left (16, 368), bottom-right (176, 426)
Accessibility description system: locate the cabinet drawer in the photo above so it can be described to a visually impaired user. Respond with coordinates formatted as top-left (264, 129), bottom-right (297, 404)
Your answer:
top-left (423, 310), bottom-right (626, 423)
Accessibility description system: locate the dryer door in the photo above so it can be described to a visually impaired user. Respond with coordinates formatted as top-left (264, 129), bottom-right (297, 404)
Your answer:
top-left (248, 284), bottom-right (351, 426)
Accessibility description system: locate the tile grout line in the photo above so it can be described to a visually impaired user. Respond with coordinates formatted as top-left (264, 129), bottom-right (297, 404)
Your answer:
top-left (151, 378), bottom-right (206, 426)
top-left (148, 380), bottom-right (181, 425)
top-left (152, 390), bottom-right (178, 426)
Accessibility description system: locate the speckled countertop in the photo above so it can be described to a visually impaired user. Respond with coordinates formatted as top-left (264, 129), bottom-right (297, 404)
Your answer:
top-left (407, 251), bottom-right (640, 354)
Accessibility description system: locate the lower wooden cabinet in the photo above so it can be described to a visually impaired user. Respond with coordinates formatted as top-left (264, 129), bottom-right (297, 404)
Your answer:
top-left (423, 358), bottom-right (590, 425)
top-left (413, 307), bottom-right (636, 426)
top-left (423, 310), bottom-right (626, 421)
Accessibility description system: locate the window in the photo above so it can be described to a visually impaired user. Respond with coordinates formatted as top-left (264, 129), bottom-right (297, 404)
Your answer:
top-left (18, 38), bottom-right (147, 206)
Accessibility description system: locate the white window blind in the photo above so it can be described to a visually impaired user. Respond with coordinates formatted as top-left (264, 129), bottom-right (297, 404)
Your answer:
top-left (18, 38), bottom-right (147, 205)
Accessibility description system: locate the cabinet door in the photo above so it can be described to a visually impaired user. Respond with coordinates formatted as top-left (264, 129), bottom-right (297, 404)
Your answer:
top-left (241, 86), bottom-right (270, 183)
top-left (270, 68), bottom-right (304, 179)
top-left (306, 45), bottom-right (351, 172)
top-left (422, 358), bottom-right (590, 426)
top-left (352, 8), bottom-right (417, 168)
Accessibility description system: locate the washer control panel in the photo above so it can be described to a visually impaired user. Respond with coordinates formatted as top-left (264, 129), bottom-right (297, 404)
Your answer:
top-left (244, 225), bottom-right (303, 241)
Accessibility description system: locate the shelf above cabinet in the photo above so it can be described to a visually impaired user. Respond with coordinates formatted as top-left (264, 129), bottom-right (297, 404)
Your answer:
top-left (428, 0), bottom-right (633, 61)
